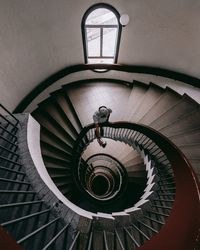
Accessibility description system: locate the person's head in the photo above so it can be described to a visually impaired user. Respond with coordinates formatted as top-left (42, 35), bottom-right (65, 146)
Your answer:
top-left (99, 106), bottom-right (112, 117)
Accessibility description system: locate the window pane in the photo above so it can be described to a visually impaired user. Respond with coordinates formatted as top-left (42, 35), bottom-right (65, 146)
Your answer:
top-left (86, 8), bottom-right (118, 25)
top-left (88, 58), bottom-right (114, 64)
top-left (86, 28), bottom-right (100, 57)
top-left (103, 28), bottom-right (117, 57)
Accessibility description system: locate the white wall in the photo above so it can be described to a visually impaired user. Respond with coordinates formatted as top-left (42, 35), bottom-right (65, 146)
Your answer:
top-left (0, 0), bottom-right (199, 110)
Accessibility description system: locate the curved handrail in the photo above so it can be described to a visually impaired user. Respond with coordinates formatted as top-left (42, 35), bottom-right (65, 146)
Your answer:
top-left (73, 121), bottom-right (200, 250)
top-left (13, 64), bottom-right (200, 113)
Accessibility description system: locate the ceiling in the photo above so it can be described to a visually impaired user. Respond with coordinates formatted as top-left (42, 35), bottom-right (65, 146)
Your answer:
top-left (0, 0), bottom-right (200, 110)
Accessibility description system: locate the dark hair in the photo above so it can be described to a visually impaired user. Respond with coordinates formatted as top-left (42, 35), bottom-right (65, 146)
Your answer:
top-left (99, 106), bottom-right (108, 111)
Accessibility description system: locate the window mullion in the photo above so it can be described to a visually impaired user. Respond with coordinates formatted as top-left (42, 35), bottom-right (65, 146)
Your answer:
top-left (100, 27), bottom-right (103, 58)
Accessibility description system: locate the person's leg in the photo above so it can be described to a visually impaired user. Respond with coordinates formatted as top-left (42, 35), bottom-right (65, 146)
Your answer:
top-left (100, 126), bottom-right (104, 136)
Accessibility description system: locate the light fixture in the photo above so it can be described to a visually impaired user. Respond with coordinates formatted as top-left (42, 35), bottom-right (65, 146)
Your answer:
top-left (120, 14), bottom-right (130, 27)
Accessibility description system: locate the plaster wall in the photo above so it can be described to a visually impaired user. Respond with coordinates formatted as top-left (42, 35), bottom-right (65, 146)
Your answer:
top-left (0, 0), bottom-right (199, 110)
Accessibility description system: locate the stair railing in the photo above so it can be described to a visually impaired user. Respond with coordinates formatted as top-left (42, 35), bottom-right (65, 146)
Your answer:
top-left (72, 121), bottom-right (200, 250)
top-left (0, 105), bottom-right (82, 250)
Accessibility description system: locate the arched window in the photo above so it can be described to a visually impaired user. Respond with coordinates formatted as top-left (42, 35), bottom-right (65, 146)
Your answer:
top-left (82, 4), bottom-right (122, 64)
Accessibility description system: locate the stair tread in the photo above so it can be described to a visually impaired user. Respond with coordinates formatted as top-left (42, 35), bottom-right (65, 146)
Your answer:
top-left (123, 81), bottom-right (148, 120)
top-left (39, 100), bottom-right (77, 141)
top-left (41, 141), bottom-right (71, 161)
top-left (151, 95), bottom-right (199, 131)
top-left (159, 107), bottom-right (200, 137)
top-left (40, 126), bottom-right (73, 153)
top-left (130, 83), bottom-right (165, 123)
top-left (139, 87), bottom-right (182, 125)
top-left (36, 106), bottom-right (75, 145)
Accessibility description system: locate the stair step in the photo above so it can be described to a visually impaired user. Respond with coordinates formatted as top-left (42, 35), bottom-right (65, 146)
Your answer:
top-left (50, 93), bottom-right (80, 137)
top-left (126, 162), bottom-right (146, 172)
top-left (41, 96), bottom-right (79, 137)
top-left (43, 154), bottom-right (70, 168)
top-left (127, 170), bottom-right (146, 178)
top-left (40, 126), bottom-right (73, 154)
top-left (41, 141), bottom-right (71, 161)
top-left (170, 128), bottom-right (200, 145)
top-left (130, 83), bottom-right (165, 123)
top-left (159, 107), bottom-right (200, 137)
top-left (62, 88), bottom-right (83, 132)
top-left (119, 149), bottom-right (139, 165)
top-left (123, 155), bottom-right (144, 168)
top-left (178, 143), bottom-right (200, 159)
top-left (151, 94), bottom-right (199, 131)
top-left (35, 106), bottom-right (75, 146)
top-left (139, 87), bottom-right (181, 125)
top-left (123, 81), bottom-right (148, 120)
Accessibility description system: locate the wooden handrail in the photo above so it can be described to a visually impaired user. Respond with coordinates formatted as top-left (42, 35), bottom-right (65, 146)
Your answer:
top-left (0, 226), bottom-right (22, 250)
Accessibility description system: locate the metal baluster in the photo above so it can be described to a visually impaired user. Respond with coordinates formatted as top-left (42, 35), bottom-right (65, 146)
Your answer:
top-left (137, 220), bottom-right (158, 233)
top-left (151, 204), bottom-right (171, 210)
top-left (69, 231), bottom-right (80, 250)
top-left (0, 156), bottom-right (22, 166)
top-left (139, 135), bottom-right (149, 145)
top-left (0, 145), bottom-right (19, 158)
top-left (0, 177), bottom-right (30, 185)
top-left (103, 230), bottom-right (109, 250)
top-left (158, 181), bottom-right (175, 186)
top-left (136, 134), bottom-right (146, 144)
top-left (2, 208), bottom-right (51, 226)
top-left (145, 141), bottom-right (156, 151)
top-left (124, 227), bottom-right (140, 248)
top-left (144, 215), bottom-right (164, 225)
top-left (0, 124), bottom-right (17, 140)
top-left (0, 190), bottom-right (35, 194)
top-left (0, 104), bottom-right (19, 126)
top-left (17, 217), bottom-right (60, 244)
top-left (0, 114), bottom-right (18, 130)
top-left (114, 128), bottom-right (119, 140)
top-left (41, 223), bottom-right (69, 250)
top-left (88, 128), bottom-right (92, 141)
top-left (87, 231), bottom-right (93, 250)
top-left (0, 166), bottom-right (25, 175)
top-left (0, 134), bottom-right (18, 149)
top-left (147, 210), bottom-right (169, 217)
top-left (153, 198), bottom-right (174, 202)
top-left (114, 230), bottom-right (125, 250)
top-left (126, 129), bottom-right (134, 140)
top-left (157, 192), bottom-right (175, 197)
top-left (132, 224), bottom-right (150, 240)
top-left (113, 127), bottom-right (117, 140)
top-left (158, 187), bottom-right (176, 191)
top-left (121, 128), bottom-right (127, 141)
top-left (149, 146), bottom-right (161, 155)
top-left (119, 128), bottom-right (125, 141)
top-left (142, 138), bottom-right (153, 149)
top-left (159, 176), bottom-right (174, 182)
top-left (104, 126), bottom-right (108, 138)
top-left (0, 200), bottom-right (43, 209)
top-left (133, 131), bottom-right (141, 142)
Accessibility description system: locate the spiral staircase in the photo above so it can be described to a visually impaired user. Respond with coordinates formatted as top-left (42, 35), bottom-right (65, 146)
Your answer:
top-left (0, 68), bottom-right (200, 250)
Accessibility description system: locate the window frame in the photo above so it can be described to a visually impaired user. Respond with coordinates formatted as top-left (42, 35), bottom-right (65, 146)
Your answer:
top-left (81, 3), bottom-right (122, 64)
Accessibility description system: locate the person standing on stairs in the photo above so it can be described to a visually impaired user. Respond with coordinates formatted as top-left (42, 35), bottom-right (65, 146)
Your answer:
top-left (93, 106), bottom-right (112, 148)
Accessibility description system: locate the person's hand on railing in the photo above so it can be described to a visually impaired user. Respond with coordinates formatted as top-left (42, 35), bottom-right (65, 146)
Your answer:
top-left (97, 137), bottom-right (107, 148)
